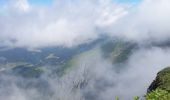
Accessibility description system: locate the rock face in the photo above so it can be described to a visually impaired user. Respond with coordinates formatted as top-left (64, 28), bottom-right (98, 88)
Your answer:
top-left (148, 67), bottom-right (170, 92)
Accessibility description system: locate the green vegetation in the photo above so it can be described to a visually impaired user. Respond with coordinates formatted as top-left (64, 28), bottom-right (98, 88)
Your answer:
top-left (61, 47), bottom-right (100, 76)
top-left (145, 89), bottom-right (170, 100)
top-left (156, 67), bottom-right (170, 92)
top-left (116, 67), bottom-right (170, 100)
top-left (115, 96), bottom-right (140, 100)
top-left (148, 67), bottom-right (170, 92)
top-left (101, 40), bottom-right (137, 64)
top-left (115, 89), bottom-right (170, 100)
top-left (12, 65), bottom-right (43, 78)
top-left (133, 96), bottom-right (140, 100)
top-left (115, 67), bottom-right (170, 100)
top-left (146, 67), bottom-right (170, 99)
top-left (115, 96), bottom-right (119, 100)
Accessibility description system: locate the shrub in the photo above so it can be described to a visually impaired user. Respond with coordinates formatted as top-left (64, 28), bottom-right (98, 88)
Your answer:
top-left (115, 89), bottom-right (170, 100)
top-left (145, 89), bottom-right (170, 100)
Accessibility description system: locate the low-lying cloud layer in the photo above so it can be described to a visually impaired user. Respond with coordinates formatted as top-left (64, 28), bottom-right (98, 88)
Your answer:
top-left (1, 46), bottom-right (170, 100)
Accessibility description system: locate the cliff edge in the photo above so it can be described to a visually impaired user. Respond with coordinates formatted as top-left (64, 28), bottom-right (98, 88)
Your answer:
top-left (148, 67), bottom-right (170, 92)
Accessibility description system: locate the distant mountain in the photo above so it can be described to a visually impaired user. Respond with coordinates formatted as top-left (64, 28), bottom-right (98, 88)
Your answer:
top-left (0, 37), bottom-right (138, 78)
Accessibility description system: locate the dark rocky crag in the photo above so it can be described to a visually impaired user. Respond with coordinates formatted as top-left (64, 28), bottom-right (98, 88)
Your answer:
top-left (148, 67), bottom-right (170, 92)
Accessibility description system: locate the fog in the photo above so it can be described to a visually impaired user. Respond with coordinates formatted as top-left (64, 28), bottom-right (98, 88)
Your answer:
top-left (0, 0), bottom-right (170, 100)
top-left (1, 46), bottom-right (170, 100)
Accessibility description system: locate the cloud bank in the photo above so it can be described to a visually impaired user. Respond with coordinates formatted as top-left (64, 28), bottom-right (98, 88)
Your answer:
top-left (108, 0), bottom-right (170, 43)
top-left (1, 46), bottom-right (170, 100)
top-left (0, 0), bottom-right (170, 48)
top-left (0, 0), bottom-right (128, 48)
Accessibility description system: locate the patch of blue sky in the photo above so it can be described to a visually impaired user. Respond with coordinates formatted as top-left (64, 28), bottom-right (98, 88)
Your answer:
top-left (28, 0), bottom-right (53, 6)
top-left (0, 0), bottom-right (142, 6)
top-left (0, 0), bottom-right (8, 6)
top-left (0, 0), bottom-right (53, 6)
top-left (115, 0), bottom-right (142, 4)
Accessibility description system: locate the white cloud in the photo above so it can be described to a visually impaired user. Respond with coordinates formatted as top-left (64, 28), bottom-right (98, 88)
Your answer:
top-left (107, 0), bottom-right (170, 43)
top-left (1, 0), bottom-right (170, 48)
top-left (14, 0), bottom-right (30, 12)
top-left (0, 0), bottom-right (128, 48)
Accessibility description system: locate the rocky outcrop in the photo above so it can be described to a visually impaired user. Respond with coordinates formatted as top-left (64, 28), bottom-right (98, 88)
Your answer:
top-left (148, 67), bottom-right (170, 92)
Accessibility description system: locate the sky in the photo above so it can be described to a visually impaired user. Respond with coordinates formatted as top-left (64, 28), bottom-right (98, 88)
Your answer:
top-left (115, 0), bottom-right (141, 3)
top-left (0, 0), bottom-right (141, 6)
top-left (28, 0), bottom-right (142, 4)
top-left (28, 0), bottom-right (53, 5)
top-left (0, 0), bottom-right (53, 6)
